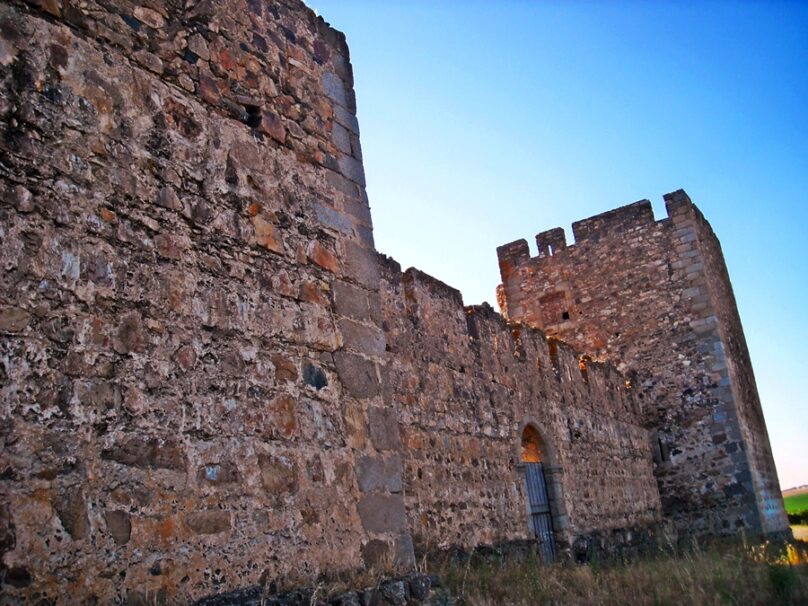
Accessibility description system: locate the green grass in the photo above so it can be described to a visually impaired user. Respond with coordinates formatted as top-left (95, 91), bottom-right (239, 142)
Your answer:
top-left (784, 493), bottom-right (808, 514)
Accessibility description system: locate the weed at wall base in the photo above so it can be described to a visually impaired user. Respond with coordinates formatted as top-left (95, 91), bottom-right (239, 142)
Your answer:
top-left (422, 539), bottom-right (808, 606)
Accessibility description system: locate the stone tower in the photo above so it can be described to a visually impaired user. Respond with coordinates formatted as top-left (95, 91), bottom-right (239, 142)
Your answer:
top-left (496, 190), bottom-right (789, 537)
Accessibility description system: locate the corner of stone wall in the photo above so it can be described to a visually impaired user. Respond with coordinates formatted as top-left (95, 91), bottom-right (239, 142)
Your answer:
top-left (662, 191), bottom-right (768, 535)
top-left (313, 30), bottom-right (418, 578)
top-left (669, 193), bottom-right (789, 536)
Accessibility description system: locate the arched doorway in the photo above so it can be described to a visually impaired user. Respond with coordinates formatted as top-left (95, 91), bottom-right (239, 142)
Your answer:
top-left (521, 425), bottom-right (556, 563)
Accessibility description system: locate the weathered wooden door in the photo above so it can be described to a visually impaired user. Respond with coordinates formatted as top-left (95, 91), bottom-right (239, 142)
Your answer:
top-left (524, 462), bottom-right (555, 563)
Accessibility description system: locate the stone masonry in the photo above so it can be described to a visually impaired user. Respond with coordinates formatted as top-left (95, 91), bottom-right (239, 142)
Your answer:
top-left (0, 0), bottom-right (407, 602)
top-left (497, 193), bottom-right (790, 538)
top-left (379, 259), bottom-right (661, 557)
top-left (0, 0), bottom-right (788, 603)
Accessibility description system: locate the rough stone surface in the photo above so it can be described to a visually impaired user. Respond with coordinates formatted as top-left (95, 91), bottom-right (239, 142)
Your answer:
top-left (53, 486), bottom-right (89, 540)
top-left (0, 307), bottom-right (30, 332)
top-left (335, 351), bottom-right (380, 399)
top-left (367, 406), bottom-right (403, 452)
top-left (258, 454), bottom-right (300, 496)
top-left (496, 193), bottom-right (790, 538)
top-left (0, 0), bottom-right (788, 603)
top-left (0, 0), bottom-right (385, 601)
top-left (104, 510), bottom-right (132, 545)
top-left (357, 494), bottom-right (408, 534)
top-left (185, 510), bottom-right (232, 535)
top-left (356, 454), bottom-right (403, 493)
top-left (379, 261), bottom-right (661, 553)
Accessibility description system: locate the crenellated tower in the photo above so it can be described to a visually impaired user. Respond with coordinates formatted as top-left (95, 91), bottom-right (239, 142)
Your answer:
top-left (497, 190), bottom-right (790, 538)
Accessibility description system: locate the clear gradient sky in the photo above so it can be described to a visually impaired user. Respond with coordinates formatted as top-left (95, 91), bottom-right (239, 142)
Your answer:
top-left (310, 1), bottom-right (808, 490)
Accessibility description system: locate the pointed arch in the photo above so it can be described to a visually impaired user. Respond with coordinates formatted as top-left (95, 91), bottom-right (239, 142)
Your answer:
top-left (521, 424), bottom-right (544, 463)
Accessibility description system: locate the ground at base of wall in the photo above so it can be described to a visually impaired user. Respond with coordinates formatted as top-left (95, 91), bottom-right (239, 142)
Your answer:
top-left (425, 538), bottom-right (808, 606)
top-left (192, 573), bottom-right (450, 606)
top-left (794, 526), bottom-right (808, 542)
top-left (191, 537), bottom-right (808, 606)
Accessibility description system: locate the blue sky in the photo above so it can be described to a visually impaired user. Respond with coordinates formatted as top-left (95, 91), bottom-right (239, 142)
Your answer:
top-left (311, 1), bottom-right (808, 490)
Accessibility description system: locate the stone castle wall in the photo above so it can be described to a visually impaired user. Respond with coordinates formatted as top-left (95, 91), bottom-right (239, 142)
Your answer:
top-left (0, 0), bottom-right (409, 602)
top-left (0, 0), bottom-right (787, 603)
top-left (496, 192), bottom-right (789, 538)
top-left (377, 258), bottom-right (662, 556)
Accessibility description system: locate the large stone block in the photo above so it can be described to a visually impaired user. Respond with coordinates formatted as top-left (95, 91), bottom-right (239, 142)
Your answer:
top-left (322, 72), bottom-right (348, 108)
top-left (343, 240), bottom-right (380, 290)
top-left (343, 196), bottom-right (372, 226)
top-left (393, 534), bottom-right (416, 571)
top-left (367, 407), bottom-right (401, 452)
top-left (338, 318), bottom-right (386, 356)
top-left (102, 437), bottom-right (186, 472)
top-left (185, 510), bottom-right (231, 535)
top-left (54, 486), bottom-right (89, 540)
top-left (315, 202), bottom-right (354, 235)
top-left (331, 121), bottom-right (352, 154)
top-left (334, 104), bottom-right (360, 135)
top-left (104, 510), bottom-right (132, 545)
top-left (334, 351), bottom-right (380, 399)
top-left (355, 454), bottom-right (402, 493)
top-left (258, 454), bottom-right (299, 496)
top-left (307, 240), bottom-right (341, 273)
top-left (338, 153), bottom-right (366, 187)
top-left (333, 280), bottom-right (372, 322)
top-left (357, 494), bottom-right (407, 534)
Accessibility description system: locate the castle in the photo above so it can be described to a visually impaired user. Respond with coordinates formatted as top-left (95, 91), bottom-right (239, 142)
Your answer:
top-left (0, 0), bottom-right (789, 603)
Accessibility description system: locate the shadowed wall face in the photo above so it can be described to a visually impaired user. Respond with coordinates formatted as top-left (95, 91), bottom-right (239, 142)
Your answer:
top-left (0, 0), bottom-right (410, 602)
top-left (378, 260), bottom-right (662, 555)
top-left (497, 193), bottom-right (790, 538)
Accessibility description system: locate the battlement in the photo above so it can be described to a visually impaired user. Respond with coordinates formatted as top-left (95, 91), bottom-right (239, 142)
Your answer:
top-left (663, 188), bottom-right (695, 215)
top-left (378, 256), bottom-right (640, 412)
top-left (496, 239), bottom-right (531, 279)
top-left (571, 200), bottom-right (655, 242)
top-left (496, 190), bottom-right (697, 276)
top-left (536, 227), bottom-right (567, 256)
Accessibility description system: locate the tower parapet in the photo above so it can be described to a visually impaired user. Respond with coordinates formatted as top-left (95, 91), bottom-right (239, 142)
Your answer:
top-left (571, 199), bottom-right (656, 242)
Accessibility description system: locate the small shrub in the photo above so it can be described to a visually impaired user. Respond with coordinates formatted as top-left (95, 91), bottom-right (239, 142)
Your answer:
top-left (787, 509), bottom-right (808, 525)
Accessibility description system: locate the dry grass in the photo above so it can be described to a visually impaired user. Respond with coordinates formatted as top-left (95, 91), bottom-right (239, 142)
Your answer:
top-left (423, 537), bottom-right (808, 606)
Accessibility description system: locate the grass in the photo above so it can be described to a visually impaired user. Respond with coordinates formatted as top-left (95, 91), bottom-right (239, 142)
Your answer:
top-left (422, 538), bottom-right (808, 606)
top-left (784, 493), bottom-right (808, 515)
